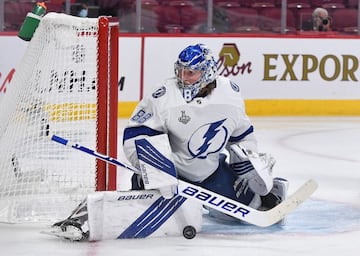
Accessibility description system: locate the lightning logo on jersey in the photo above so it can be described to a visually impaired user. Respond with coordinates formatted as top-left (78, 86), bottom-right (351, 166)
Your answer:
top-left (188, 119), bottom-right (228, 159)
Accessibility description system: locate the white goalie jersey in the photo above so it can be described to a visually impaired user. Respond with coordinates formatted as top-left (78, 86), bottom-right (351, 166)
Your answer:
top-left (123, 76), bottom-right (257, 182)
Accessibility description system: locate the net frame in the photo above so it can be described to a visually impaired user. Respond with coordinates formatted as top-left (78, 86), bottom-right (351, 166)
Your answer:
top-left (0, 13), bottom-right (119, 223)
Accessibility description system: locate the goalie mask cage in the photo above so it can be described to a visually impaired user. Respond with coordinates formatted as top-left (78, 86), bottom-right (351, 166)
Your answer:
top-left (0, 13), bottom-right (119, 223)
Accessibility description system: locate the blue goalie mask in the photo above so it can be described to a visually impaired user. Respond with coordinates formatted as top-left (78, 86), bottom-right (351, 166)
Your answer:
top-left (174, 44), bottom-right (218, 102)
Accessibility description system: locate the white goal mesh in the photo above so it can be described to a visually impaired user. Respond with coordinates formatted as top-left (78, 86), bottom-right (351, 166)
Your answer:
top-left (0, 13), bottom-right (118, 223)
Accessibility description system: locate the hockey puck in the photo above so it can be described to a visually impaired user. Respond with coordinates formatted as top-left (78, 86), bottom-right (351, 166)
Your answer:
top-left (183, 225), bottom-right (196, 239)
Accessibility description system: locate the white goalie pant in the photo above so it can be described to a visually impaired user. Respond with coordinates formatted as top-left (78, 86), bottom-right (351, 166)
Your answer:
top-left (86, 189), bottom-right (203, 241)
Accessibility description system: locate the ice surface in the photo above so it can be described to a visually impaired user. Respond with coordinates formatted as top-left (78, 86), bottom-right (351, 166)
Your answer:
top-left (1, 117), bottom-right (359, 256)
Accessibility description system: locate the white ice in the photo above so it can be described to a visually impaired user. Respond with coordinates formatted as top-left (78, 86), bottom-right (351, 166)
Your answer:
top-left (1, 117), bottom-right (359, 256)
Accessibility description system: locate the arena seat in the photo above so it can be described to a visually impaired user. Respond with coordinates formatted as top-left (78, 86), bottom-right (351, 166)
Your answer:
top-left (259, 7), bottom-right (296, 33)
top-left (4, 1), bottom-right (32, 31)
top-left (242, 0), bottom-right (276, 8)
top-left (286, 0), bottom-right (311, 8)
top-left (347, 0), bottom-right (359, 8)
top-left (311, 0), bottom-right (345, 9)
top-left (140, 0), bottom-right (161, 32)
top-left (214, 0), bottom-right (242, 7)
top-left (331, 8), bottom-right (359, 33)
top-left (156, 1), bottom-right (207, 33)
top-left (224, 7), bottom-right (260, 32)
top-left (155, 5), bottom-right (182, 32)
top-left (293, 7), bottom-right (313, 31)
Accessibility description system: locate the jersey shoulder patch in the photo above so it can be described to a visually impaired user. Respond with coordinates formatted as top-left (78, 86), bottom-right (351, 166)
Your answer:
top-left (152, 86), bottom-right (166, 99)
top-left (130, 108), bottom-right (153, 124)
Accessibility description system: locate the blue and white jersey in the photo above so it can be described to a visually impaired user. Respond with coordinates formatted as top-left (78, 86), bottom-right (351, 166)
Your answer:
top-left (123, 76), bottom-right (256, 182)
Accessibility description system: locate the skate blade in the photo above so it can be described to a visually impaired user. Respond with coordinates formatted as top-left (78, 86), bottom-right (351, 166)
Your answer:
top-left (40, 227), bottom-right (83, 241)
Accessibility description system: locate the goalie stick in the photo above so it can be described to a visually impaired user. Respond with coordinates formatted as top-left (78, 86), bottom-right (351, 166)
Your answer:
top-left (51, 134), bottom-right (318, 227)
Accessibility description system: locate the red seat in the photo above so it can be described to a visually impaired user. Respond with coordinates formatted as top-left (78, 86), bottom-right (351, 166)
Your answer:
top-left (98, 0), bottom-right (127, 16)
top-left (224, 7), bottom-right (260, 32)
top-left (347, 0), bottom-right (358, 8)
top-left (140, 1), bottom-right (161, 32)
top-left (259, 7), bottom-right (296, 33)
top-left (286, 1), bottom-right (312, 31)
top-left (179, 5), bottom-right (207, 32)
top-left (242, 0), bottom-right (276, 8)
top-left (156, 4), bottom-right (206, 33)
top-left (111, 0), bottom-right (160, 32)
top-left (311, 0), bottom-right (345, 9)
top-left (161, 0), bottom-right (200, 6)
top-left (142, 0), bottom-right (160, 6)
top-left (332, 8), bottom-right (358, 33)
top-left (286, 0), bottom-right (311, 8)
top-left (98, 0), bottom-right (130, 9)
top-left (293, 7), bottom-right (314, 30)
top-left (214, 0), bottom-right (241, 7)
top-left (106, 0), bottom-right (160, 32)
top-left (48, 0), bottom-right (74, 4)
top-left (46, 2), bottom-right (65, 13)
top-left (4, 0), bottom-right (64, 31)
top-left (4, 1), bottom-right (33, 31)
top-left (155, 6), bottom-right (182, 32)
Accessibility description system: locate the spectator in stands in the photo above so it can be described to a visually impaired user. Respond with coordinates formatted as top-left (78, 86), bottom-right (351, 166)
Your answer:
top-left (77, 3), bottom-right (88, 17)
top-left (312, 7), bottom-right (331, 32)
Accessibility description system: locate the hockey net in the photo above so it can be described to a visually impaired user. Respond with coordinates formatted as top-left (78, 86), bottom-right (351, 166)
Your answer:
top-left (0, 13), bottom-right (119, 223)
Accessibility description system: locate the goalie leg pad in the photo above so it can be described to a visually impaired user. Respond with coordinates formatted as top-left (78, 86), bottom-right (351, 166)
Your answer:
top-left (87, 190), bottom-right (202, 241)
top-left (135, 134), bottom-right (178, 199)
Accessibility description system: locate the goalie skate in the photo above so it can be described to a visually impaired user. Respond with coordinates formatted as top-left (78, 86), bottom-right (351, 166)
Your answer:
top-left (41, 219), bottom-right (89, 241)
top-left (260, 177), bottom-right (289, 225)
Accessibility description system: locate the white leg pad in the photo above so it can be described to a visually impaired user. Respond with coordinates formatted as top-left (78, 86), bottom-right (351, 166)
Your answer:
top-left (135, 134), bottom-right (179, 198)
top-left (87, 190), bottom-right (202, 241)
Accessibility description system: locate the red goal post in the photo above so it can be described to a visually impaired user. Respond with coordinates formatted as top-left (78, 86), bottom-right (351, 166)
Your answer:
top-left (97, 16), bottom-right (119, 192)
top-left (0, 13), bottom-right (119, 223)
